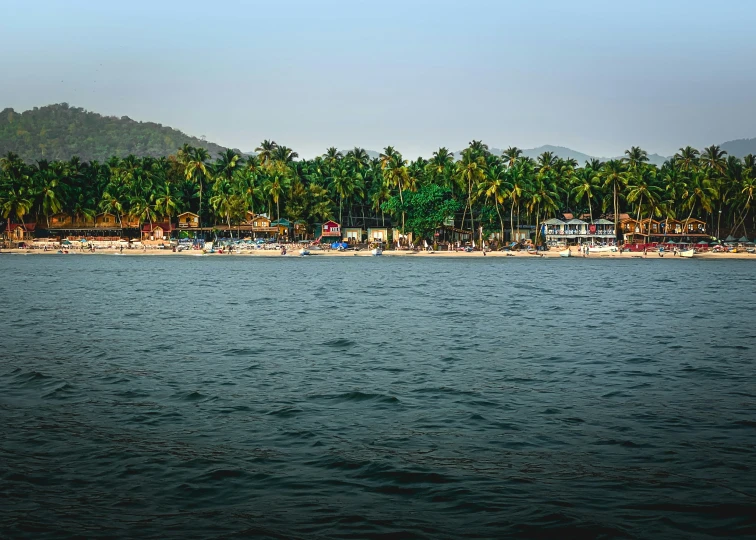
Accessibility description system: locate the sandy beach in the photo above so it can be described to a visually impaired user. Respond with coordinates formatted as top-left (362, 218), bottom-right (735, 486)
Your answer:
top-left (3, 247), bottom-right (755, 259)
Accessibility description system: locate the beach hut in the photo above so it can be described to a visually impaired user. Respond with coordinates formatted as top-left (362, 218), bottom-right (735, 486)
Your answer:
top-left (95, 213), bottom-right (119, 228)
top-left (682, 218), bottom-right (707, 235)
top-left (662, 219), bottom-right (683, 235)
top-left (177, 212), bottom-right (200, 228)
top-left (367, 227), bottom-right (388, 244)
top-left (343, 227), bottom-right (363, 244)
top-left (48, 213), bottom-right (73, 228)
top-left (639, 218), bottom-right (660, 236)
top-left (141, 222), bottom-right (173, 241)
top-left (321, 220), bottom-right (341, 237)
top-left (3, 223), bottom-right (36, 242)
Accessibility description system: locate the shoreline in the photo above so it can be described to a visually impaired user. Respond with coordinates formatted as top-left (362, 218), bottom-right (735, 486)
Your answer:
top-left (2, 248), bottom-right (754, 259)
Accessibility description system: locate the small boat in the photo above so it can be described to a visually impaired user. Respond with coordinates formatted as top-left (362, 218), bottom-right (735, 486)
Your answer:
top-left (559, 249), bottom-right (571, 258)
top-left (371, 248), bottom-right (383, 256)
top-left (679, 249), bottom-right (694, 258)
top-left (299, 248), bottom-right (310, 256)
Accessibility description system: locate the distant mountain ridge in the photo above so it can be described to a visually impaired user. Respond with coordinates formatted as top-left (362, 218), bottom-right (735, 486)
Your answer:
top-left (453, 145), bottom-right (670, 166)
top-left (2, 103), bottom-right (754, 165)
top-left (0, 103), bottom-right (237, 162)
top-left (720, 138), bottom-right (756, 159)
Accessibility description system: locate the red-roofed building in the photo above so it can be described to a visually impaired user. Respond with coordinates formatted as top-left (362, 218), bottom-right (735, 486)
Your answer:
top-left (2, 222), bottom-right (36, 243)
top-left (141, 222), bottom-right (173, 241)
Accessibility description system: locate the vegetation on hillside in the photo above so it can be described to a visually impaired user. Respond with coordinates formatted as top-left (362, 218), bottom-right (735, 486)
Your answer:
top-left (1, 141), bottom-right (755, 244)
top-left (0, 104), bottom-right (231, 162)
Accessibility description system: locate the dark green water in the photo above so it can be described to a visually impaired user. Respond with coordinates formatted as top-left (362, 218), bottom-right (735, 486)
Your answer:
top-left (1, 255), bottom-right (755, 539)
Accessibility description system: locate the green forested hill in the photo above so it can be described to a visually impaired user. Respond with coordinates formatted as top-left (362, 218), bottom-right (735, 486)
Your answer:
top-left (0, 103), bottom-right (232, 162)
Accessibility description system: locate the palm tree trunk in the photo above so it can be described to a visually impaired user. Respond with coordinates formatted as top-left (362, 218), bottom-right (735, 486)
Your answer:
top-left (510, 199), bottom-right (515, 244)
top-left (496, 201), bottom-right (504, 245)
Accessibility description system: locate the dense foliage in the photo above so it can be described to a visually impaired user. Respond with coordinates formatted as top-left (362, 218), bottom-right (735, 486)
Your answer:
top-left (1, 140), bottom-right (755, 244)
top-left (0, 104), bottom-right (231, 162)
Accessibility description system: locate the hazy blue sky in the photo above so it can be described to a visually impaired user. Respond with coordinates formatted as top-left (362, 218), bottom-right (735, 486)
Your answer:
top-left (2, 0), bottom-right (755, 158)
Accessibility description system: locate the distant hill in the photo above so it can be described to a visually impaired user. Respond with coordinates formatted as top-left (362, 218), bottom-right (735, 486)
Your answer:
top-left (720, 138), bottom-right (756, 159)
top-left (0, 103), bottom-right (234, 162)
top-left (454, 145), bottom-right (669, 166)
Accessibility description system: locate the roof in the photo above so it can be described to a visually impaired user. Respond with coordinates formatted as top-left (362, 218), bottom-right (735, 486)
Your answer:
top-left (593, 219), bottom-right (613, 224)
top-left (562, 213), bottom-right (574, 220)
top-left (7, 223), bottom-right (36, 232)
top-left (177, 211), bottom-right (198, 217)
top-left (323, 220), bottom-right (340, 227)
top-left (142, 222), bottom-right (173, 232)
top-left (542, 218), bottom-right (565, 225)
top-left (565, 218), bottom-right (587, 225)
top-left (271, 218), bottom-right (292, 226)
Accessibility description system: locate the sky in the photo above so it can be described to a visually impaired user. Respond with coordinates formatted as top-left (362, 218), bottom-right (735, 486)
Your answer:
top-left (1, 0), bottom-right (755, 158)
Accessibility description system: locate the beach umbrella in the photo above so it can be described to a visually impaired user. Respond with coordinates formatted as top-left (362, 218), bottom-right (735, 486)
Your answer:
top-left (79, 238), bottom-right (87, 243)
top-left (61, 239), bottom-right (71, 245)
top-left (738, 236), bottom-right (750, 243)
top-left (725, 235), bottom-right (737, 243)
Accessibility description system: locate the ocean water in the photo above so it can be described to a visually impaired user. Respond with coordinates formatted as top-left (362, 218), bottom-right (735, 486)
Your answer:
top-left (1, 254), bottom-right (755, 539)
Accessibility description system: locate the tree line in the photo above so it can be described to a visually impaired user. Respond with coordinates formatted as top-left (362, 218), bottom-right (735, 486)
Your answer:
top-left (1, 141), bottom-right (755, 243)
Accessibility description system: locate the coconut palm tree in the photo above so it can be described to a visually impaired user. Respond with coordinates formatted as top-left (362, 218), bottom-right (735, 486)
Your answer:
top-left (182, 147), bottom-right (210, 226)
top-left (34, 161), bottom-right (65, 227)
top-left (154, 183), bottom-right (179, 222)
top-left (272, 145), bottom-right (298, 164)
top-left (455, 148), bottom-right (486, 236)
top-left (601, 160), bottom-right (628, 238)
top-left (571, 167), bottom-right (600, 223)
top-left (503, 147), bottom-right (523, 168)
top-left (330, 165), bottom-right (364, 226)
top-left (255, 140), bottom-right (278, 167)
top-left (477, 162), bottom-right (509, 241)
top-left (674, 146), bottom-right (700, 172)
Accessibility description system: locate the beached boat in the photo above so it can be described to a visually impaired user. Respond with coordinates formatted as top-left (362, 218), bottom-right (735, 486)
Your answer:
top-left (679, 249), bottom-right (694, 258)
top-left (299, 248), bottom-right (310, 256)
top-left (371, 247), bottom-right (383, 256)
top-left (588, 245), bottom-right (618, 253)
top-left (559, 249), bottom-right (571, 257)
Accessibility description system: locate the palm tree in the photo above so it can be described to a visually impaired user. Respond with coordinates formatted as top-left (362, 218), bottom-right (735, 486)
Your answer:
top-left (323, 147), bottom-right (343, 167)
top-left (503, 147), bottom-right (523, 168)
top-left (701, 145), bottom-right (727, 175)
top-left (182, 147), bottom-right (210, 226)
top-left (624, 146), bottom-right (649, 170)
top-left (255, 140), bottom-right (278, 167)
top-left (477, 162), bottom-right (509, 241)
top-left (455, 149), bottom-right (486, 236)
top-left (330, 165), bottom-right (364, 225)
top-left (674, 146), bottom-right (699, 172)
top-left (263, 170), bottom-right (290, 221)
top-left (35, 162), bottom-right (65, 227)
top-left (601, 160), bottom-right (628, 239)
top-left (154, 183), bottom-right (179, 222)
top-left (272, 146), bottom-right (298, 164)
top-left (426, 147), bottom-right (455, 188)
top-left (571, 167), bottom-right (600, 223)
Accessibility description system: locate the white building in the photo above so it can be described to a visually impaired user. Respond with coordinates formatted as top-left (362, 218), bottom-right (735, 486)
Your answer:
top-left (544, 218), bottom-right (616, 246)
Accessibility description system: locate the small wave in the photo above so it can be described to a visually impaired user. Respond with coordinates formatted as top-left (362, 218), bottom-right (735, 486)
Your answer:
top-left (42, 382), bottom-right (76, 399)
top-left (13, 370), bottom-right (51, 383)
top-left (323, 338), bottom-right (356, 348)
top-left (267, 406), bottom-right (303, 417)
top-left (173, 391), bottom-right (217, 402)
top-left (223, 348), bottom-right (260, 357)
top-left (310, 391), bottom-right (400, 404)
